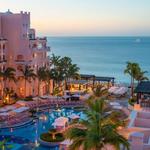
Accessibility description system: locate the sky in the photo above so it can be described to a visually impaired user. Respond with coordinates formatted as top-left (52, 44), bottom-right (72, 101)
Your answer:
top-left (0, 0), bottom-right (150, 36)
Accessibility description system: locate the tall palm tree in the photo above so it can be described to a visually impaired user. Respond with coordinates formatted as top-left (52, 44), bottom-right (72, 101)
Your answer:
top-left (1, 67), bottom-right (16, 100)
top-left (50, 67), bottom-right (65, 95)
top-left (124, 62), bottom-right (140, 97)
top-left (3, 88), bottom-right (14, 104)
top-left (45, 68), bottom-right (53, 95)
top-left (135, 70), bottom-right (149, 84)
top-left (37, 67), bottom-right (47, 96)
top-left (50, 53), bottom-right (61, 68)
top-left (65, 64), bottom-right (80, 90)
top-left (65, 99), bottom-right (129, 150)
top-left (67, 64), bottom-right (80, 80)
top-left (20, 65), bottom-right (36, 97)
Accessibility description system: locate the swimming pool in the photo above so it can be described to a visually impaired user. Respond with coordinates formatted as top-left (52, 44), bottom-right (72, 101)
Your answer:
top-left (0, 108), bottom-right (84, 150)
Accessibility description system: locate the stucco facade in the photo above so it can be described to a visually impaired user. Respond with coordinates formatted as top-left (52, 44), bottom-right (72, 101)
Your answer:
top-left (0, 10), bottom-right (52, 97)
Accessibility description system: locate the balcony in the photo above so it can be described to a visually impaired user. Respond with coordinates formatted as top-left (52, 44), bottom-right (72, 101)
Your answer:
top-left (29, 37), bottom-right (47, 41)
top-left (0, 60), bottom-right (7, 63)
top-left (32, 46), bottom-right (50, 52)
top-left (0, 37), bottom-right (7, 42)
top-left (15, 60), bottom-right (32, 64)
top-left (0, 38), bottom-right (7, 45)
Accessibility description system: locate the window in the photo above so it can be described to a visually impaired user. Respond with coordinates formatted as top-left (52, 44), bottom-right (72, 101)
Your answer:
top-left (3, 55), bottom-right (5, 60)
top-left (17, 55), bottom-right (24, 60)
top-left (3, 44), bottom-right (5, 49)
top-left (17, 65), bottom-right (23, 71)
top-left (33, 53), bottom-right (37, 58)
top-left (3, 66), bottom-right (5, 71)
top-left (33, 43), bottom-right (37, 48)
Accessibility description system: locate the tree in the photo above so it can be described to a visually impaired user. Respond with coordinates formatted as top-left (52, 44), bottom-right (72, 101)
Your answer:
top-left (50, 53), bottom-right (61, 68)
top-left (49, 54), bottom-right (80, 95)
top-left (91, 84), bottom-right (108, 99)
top-left (50, 54), bottom-right (63, 94)
top-left (135, 70), bottom-right (149, 84)
top-left (65, 99), bottom-right (129, 150)
top-left (3, 88), bottom-right (14, 104)
top-left (124, 62), bottom-right (140, 97)
top-left (37, 67), bottom-right (47, 96)
top-left (0, 67), bottom-right (16, 101)
top-left (0, 138), bottom-right (13, 150)
top-left (20, 65), bottom-right (36, 97)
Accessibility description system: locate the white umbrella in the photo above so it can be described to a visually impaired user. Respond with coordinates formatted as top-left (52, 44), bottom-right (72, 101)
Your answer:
top-left (69, 114), bottom-right (80, 119)
top-left (110, 102), bottom-right (120, 106)
top-left (61, 139), bottom-right (72, 146)
top-left (55, 116), bottom-right (68, 123)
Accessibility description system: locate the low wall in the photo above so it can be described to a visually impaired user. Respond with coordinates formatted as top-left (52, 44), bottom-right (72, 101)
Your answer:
top-left (135, 118), bottom-right (150, 128)
top-left (137, 112), bottom-right (150, 119)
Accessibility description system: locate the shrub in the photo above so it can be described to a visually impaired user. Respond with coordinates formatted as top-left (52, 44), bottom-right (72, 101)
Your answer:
top-left (24, 96), bottom-right (33, 101)
top-left (128, 97), bottom-right (137, 106)
top-left (40, 132), bottom-right (64, 142)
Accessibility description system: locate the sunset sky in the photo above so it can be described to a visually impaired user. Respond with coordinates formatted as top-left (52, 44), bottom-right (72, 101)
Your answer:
top-left (0, 0), bottom-right (150, 36)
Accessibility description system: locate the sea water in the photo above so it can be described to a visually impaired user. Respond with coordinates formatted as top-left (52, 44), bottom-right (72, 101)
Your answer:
top-left (47, 36), bottom-right (150, 84)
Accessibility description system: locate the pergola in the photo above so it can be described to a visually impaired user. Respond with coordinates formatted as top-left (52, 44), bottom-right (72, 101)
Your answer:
top-left (80, 74), bottom-right (115, 86)
top-left (94, 76), bottom-right (115, 86)
top-left (67, 74), bottom-right (115, 91)
top-left (134, 81), bottom-right (150, 104)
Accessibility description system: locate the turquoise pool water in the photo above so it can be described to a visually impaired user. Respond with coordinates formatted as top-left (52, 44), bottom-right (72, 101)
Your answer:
top-left (0, 108), bottom-right (83, 150)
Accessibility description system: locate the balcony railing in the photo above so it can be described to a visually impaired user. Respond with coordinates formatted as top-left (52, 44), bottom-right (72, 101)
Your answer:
top-left (32, 46), bottom-right (50, 52)
top-left (29, 37), bottom-right (47, 41)
top-left (0, 60), bottom-right (7, 63)
top-left (0, 38), bottom-right (7, 41)
top-left (15, 60), bottom-right (32, 64)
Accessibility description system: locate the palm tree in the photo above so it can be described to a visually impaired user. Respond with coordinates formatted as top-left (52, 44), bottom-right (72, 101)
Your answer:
top-left (0, 139), bottom-right (13, 150)
top-left (124, 62), bottom-right (140, 97)
top-left (20, 65), bottom-right (36, 97)
top-left (1, 67), bottom-right (16, 101)
top-left (45, 68), bottom-right (53, 95)
top-left (37, 67), bottom-right (47, 96)
top-left (50, 54), bottom-right (62, 94)
top-left (91, 84), bottom-right (108, 98)
top-left (65, 99), bottom-right (129, 150)
top-left (65, 64), bottom-right (80, 90)
top-left (50, 67), bottom-right (65, 96)
top-left (50, 53), bottom-right (61, 68)
top-left (135, 70), bottom-right (149, 84)
top-left (3, 88), bottom-right (14, 104)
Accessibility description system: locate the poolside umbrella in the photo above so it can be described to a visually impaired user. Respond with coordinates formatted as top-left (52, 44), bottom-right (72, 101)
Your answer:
top-left (52, 117), bottom-right (68, 129)
top-left (68, 114), bottom-right (80, 120)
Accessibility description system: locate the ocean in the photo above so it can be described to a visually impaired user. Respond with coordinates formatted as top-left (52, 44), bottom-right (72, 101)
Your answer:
top-left (47, 37), bottom-right (150, 84)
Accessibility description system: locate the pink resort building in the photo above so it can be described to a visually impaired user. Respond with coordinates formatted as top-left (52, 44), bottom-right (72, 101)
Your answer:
top-left (0, 10), bottom-right (52, 98)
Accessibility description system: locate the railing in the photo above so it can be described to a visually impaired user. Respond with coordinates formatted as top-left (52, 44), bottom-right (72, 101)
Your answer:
top-left (15, 60), bottom-right (32, 64)
top-left (140, 100), bottom-right (150, 107)
top-left (15, 60), bottom-right (25, 62)
top-left (32, 46), bottom-right (50, 52)
top-left (0, 60), bottom-right (7, 63)
top-left (0, 38), bottom-right (7, 41)
top-left (29, 37), bottom-right (47, 41)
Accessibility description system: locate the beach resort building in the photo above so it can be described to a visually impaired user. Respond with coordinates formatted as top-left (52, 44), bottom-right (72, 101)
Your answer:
top-left (0, 10), bottom-right (51, 97)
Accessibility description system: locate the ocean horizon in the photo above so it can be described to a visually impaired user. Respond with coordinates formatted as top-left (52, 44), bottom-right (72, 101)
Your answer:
top-left (47, 36), bottom-right (150, 84)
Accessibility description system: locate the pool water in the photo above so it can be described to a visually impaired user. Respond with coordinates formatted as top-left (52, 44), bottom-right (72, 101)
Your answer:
top-left (0, 108), bottom-right (83, 150)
